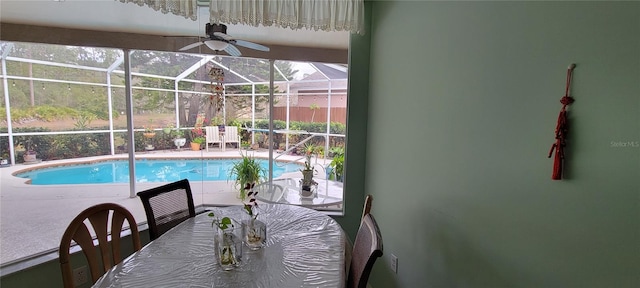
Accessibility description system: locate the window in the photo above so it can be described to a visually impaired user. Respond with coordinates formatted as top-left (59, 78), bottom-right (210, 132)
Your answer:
top-left (0, 41), bottom-right (348, 266)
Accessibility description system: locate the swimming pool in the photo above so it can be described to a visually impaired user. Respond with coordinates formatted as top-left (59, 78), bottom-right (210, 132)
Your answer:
top-left (15, 159), bottom-right (302, 185)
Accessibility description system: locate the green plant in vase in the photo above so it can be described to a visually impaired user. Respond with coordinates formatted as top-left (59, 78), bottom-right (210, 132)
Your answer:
top-left (172, 128), bottom-right (185, 139)
top-left (300, 153), bottom-right (317, 197)
top-left (228, 152), bottom-right (266, 200)
top-left (172, 128), bottom-right (186, 150)
top-left (242, 191), bottom-right (266, 250)
top-left (208, 212), bottom-right (233, 230)
top-left (208, 212), bottom-right (240, 269)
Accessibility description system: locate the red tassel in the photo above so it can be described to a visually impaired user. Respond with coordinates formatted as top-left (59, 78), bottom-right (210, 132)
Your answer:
top-left (549, 64), bottom-right (575, 180)
top-left (550, 110), bottom-right (568, 180)
top-left (551, 139), bottom-right (563, 180)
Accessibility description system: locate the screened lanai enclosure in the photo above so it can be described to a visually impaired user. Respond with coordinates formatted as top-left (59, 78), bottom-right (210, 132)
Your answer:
top-left (0, 41), bottom-right (347, 209)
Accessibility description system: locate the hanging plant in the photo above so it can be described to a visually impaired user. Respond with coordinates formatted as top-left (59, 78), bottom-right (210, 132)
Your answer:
top-left (208, 67), bottom-right (225, 112)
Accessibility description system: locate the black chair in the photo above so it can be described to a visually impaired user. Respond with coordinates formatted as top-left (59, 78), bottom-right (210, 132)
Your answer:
top-left (347, 213), bottom-right (383, 288)
top-left (136, 179), bottom-right (196, 241)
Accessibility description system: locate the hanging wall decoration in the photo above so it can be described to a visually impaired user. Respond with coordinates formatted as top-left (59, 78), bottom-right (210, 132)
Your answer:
top-left (209, 67), bottom-right (225, 112)
top-left (548, 64), bottom-right (576, 180)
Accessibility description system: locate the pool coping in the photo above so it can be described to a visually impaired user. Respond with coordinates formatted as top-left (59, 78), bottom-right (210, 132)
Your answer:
top-left (10, 155), bottom-right (306, 185)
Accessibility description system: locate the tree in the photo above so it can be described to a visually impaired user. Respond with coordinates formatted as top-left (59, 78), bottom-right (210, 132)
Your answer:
top-left (2, 43), bottom-right (298, 128)
top-left (222, 58), bottom-right (296, 122)
top-left (309, 103), bottom-right (319, 122)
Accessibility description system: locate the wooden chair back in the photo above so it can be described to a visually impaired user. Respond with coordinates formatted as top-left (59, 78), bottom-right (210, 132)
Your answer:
top-left (345, 194), bottom-right (375, 276)
top-left (347, 213), bottom-right (383, 288)
top-left (59, 203), bottom-right (141, 288)
top-left (136, 179), bottom-right (196, 240)
top-left (361, 194), bottom-right (372, 221)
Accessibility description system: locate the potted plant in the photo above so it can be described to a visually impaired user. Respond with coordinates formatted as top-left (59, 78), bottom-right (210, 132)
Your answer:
top-left (241, 141), bottom-right (251, 150)
top-left (163, 123), bottom-right (173, 135)
top-left (23, 150), bottom-right (37, 162)
top-left (190, 136), bottom-right (205, 150)
top-left (1, 152), bottom-right (9, 166)
top-left (242, 192), bottom-right (266, 250)
top-left (314, 145), bottom-right (324, 159)
top-left (300, 153), bottom-right (317, 197)
top-left (172, 128), bottom-right (186, 150)
top-left (23, 139), bottom-right (37, 162)
top-left (303, 142), bottom-right (315, 156)
top-left (143, 119), bottom-right (156, 138)
top-left (228, 152), bottom-right (266, 200)
top-left (329, 146), bottom-right (344, 182)
top-left (190, 114), bottom-right (207, 150)
top-left (208, 212), bottom-right (241, 270)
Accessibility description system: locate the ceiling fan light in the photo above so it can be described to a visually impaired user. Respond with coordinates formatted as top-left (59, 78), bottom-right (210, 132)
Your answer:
top-left (205, 40), bottom-right (229, 51)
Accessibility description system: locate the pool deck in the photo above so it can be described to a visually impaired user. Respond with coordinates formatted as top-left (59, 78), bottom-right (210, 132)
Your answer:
top-left (0, 148), bottom-right (332, 268)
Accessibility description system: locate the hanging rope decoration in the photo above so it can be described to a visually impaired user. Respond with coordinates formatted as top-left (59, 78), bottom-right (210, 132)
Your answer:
top-left (208, 67), bottom-right (225, 112)
top-left (548, 64), bottom-right (576, 180)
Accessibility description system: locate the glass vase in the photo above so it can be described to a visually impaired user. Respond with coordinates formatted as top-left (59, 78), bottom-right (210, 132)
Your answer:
top-left (214, 225), bottom-right (242, 270)
top-left (242, 219), bottom-right (266, 250)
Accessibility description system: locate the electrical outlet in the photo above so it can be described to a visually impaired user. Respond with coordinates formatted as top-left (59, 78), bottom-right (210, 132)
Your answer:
top-left (391, 254), bottom-right (398, 274)
top-left (73, 266), bottom-right (88, 286)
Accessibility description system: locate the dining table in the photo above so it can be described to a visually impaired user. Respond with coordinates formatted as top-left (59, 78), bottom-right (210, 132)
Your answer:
top-left (93, 204), bottom-right (347, 288)
top-left (254, 178), bottom-right (343, 208)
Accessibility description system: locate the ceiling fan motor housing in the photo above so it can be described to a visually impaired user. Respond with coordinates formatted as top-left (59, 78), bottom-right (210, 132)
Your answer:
top-left (206, 23), bottom-right (227, 38)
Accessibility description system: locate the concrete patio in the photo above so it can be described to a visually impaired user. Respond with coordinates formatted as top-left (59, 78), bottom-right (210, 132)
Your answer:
top-left (0, 148), bottom-right (336, 269)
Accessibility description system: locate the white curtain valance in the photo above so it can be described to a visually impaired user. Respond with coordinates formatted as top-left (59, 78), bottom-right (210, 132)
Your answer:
top-left (208, 0), bottom-right (365, 34)
top-left (118, 0), bottom-right (199, 21)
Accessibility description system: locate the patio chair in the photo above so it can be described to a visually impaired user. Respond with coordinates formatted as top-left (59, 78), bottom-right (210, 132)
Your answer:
top-left (205, 126), bottom-right (222, 151)
top-left (347, 213), bottom-right (383, 288)
top-left (59, 203), bottom-right (142, 288)
top-left (225, 126), bottom-right (241, 149)
top-left (136, 179), bottom-right (196, 241)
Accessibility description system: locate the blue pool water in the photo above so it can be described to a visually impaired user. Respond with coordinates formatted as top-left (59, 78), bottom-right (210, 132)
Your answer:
top-left (16, 159), bottom-right (302, 185)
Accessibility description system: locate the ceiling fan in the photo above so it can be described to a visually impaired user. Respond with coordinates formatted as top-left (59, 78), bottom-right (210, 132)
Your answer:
top-left (178, 23), bottom-right (270, 57)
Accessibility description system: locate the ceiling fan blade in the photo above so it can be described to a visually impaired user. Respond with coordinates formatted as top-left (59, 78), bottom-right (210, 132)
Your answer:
top-left (213, 32), bottom-right (233, 41)
top-left (179, 41), bottom-right (204, 51)
top-left (224, 44), bottom-right (242, 57)
top-left (233, 40), bottom-right (270, 52)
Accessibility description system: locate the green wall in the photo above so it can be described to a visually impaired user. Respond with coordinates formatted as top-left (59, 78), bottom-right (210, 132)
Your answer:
top-left (356, 1), bottom-right (639, 287)
top-left (335, 0), bottom-right (373, 241)
top-left (1, 231), bottom-right (149, 288)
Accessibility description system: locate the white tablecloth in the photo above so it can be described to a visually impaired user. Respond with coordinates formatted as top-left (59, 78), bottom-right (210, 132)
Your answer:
top-left (93, 204), bottom-right (346, 288)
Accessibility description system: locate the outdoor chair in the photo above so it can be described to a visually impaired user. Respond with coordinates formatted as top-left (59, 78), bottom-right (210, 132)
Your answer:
top-left (136, 179), bottom-right (196, 241)
top-left (205, 126), bottom-right (222, 151)
top-left (347, 213), bottom-right (383, 288)
top-left (225, 126), bottom-right (241, 149)
top-left (59, 203), bottom-right (142, 288)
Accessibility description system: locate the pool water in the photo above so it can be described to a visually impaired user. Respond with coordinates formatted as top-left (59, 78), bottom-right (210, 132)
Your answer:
top-left (16, 159), bottom-right (302, 185)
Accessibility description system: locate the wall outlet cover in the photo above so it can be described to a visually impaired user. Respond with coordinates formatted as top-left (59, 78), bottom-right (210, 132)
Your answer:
top-left (73, 266), bottom-right (89, 286)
